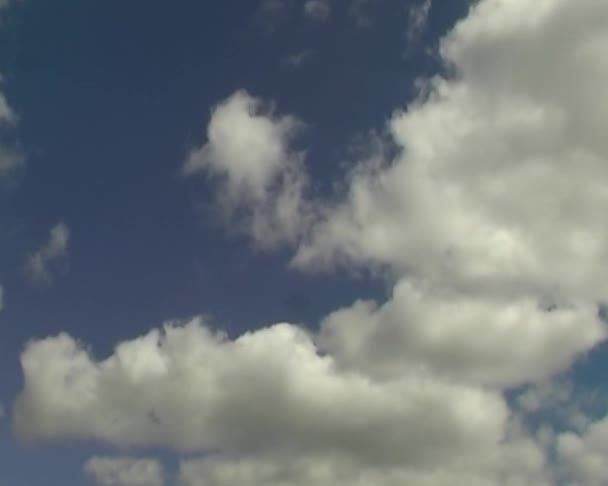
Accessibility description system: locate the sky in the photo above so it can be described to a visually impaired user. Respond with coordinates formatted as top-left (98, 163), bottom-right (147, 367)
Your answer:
top-left (1, 0), bottom-right (608, 484)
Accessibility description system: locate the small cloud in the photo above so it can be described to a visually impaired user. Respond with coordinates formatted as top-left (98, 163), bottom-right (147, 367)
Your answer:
top-left (0, 401), bottom-right (4, 418)
top-left (24, 222), bottom-right (70, 284)
top-left (405, 0), bottom-right (432, 50)
top-left (282, 49), bottom-right (313, 69)
top-left (0, 79), bottom-right (24, 180)
top-left (254, 0), bottom-right (290, 34)
top-left (348, 0), bottom-right (379, 28)
top-left (303, 0), bottom-right (331, 23)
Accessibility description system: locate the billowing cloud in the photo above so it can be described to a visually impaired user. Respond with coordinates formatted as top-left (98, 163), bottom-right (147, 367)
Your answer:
top-left (557, 419), bottom-right (608, 486)
top-left (303, 0), bottom-right (331, 23)
top-left (319, 281), bottom-right (604, 387)
top-left (15, 318), bottom-right (551, 484)
top-left (184, 90), bottom-right (311, 247)
top-left (23, 222), bottom-right (69, 284)
top-left (83, 457), bottom-right (164, 486)
top-left (14, 319), bottom-right (507, 458)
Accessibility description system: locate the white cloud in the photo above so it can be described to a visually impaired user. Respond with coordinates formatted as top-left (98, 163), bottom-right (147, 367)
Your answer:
top-left (184, 90), bottom-right (312, 247)
top-left (14, 318), bottom-right (551, 484)
top-left (24, 222), bottom-right (69, 284)
top-left (303, 0), bottom-right (331, 23)
top-left (319, 280), bottom-right (604, 387)
top-left (14, 319), bottom-right (507, 459)
top-left (288, 0), bottom-right (608, 385)
top-left (557, 420), bottom-right (608, 486)
top-left (83, 457), bottom-right (164, 486)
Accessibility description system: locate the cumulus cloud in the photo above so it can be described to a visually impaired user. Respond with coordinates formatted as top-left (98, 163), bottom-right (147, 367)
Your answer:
top-left (184, 90), bottom-right (312, 247)
top-left (319, 281), bottom-right (604, 388)
top-left (15, 318), bottom-right (551, 484)
top-left (13, 0), bottom-right (608, 484)
top-left (556, 419), bottom-right (608, 485)
top-left (83, 457), bottom-right (164, 486)
top-left (14, 319), bottom-right (508, 459)
top-left (303, 0), bottom-right (331, 23)
top-left (23, 222), bottom-right (69, 284)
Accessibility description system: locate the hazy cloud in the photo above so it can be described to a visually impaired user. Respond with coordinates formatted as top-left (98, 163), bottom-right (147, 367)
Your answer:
top-left (303, 0), bottom-right (331, 23)
top-left (84, 457), bottom-right (164, 486)
top-left (283, 49), bottom-right (313, 69)
top-left (24, 222), bottom-right (69, 284)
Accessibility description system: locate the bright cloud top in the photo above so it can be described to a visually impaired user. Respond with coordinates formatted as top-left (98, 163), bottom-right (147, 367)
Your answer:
top-left (184, 90), bottom-right (311, 246)
top-left (12, 0), bottom-right (608, 485)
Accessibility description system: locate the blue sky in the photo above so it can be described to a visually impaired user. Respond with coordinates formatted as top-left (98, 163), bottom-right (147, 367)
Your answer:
top-left (2, 1), bottom-right (608, 485)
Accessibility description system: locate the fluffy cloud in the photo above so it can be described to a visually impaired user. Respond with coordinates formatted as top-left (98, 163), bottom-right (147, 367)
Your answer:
top-left (319, 280), bottom-right (604, 387)
top-left (557, 418), bottom-right (608, 485)
top-left (23, 222), bottom-right (69, 284)
top-left (303, 0), bottom-right (331, 23)
top-left (184, 90), bottom-right (311, 247)
top-left (14, 319), bottom-right (508, 460)
top-left (83, 457), bottom-right (164, 486)
top-left (15, 318), bottom-right (552, 485)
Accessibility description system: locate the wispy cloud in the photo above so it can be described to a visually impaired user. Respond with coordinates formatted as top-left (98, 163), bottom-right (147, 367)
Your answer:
top-left (282, 49), bottom-right (313, 69)
top-left (24, 222), bottom-right (70, 284)
top-left (303, 0), bottom-right (331, 23)
top-left (348, 0), bottom-right (380, 28)
top-left (405, 0), bottom-right (432, 51)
